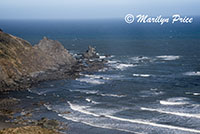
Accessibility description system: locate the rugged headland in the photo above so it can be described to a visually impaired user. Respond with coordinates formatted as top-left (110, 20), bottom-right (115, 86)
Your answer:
top-left (0, 30), bottom-right (105, 92)
top-left (0, 30), bottom-right (106, 133)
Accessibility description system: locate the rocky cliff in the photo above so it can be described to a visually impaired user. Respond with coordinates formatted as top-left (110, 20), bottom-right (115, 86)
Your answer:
top-left (34, 37), bottom-right (76, 66)
top-left (0, 31), bottom-right (76, 91)
top-left (0, 31), bottom-right (105, 92)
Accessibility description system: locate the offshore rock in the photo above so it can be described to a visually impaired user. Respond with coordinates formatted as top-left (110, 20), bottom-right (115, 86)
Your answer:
top-left (83, 46), bottom-right (99, 59)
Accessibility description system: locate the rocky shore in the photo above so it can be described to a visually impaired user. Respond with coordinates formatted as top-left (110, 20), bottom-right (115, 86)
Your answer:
top-left (0, 30), bottom-right (106, 92)
top-left (0, 30), bottom-right (107, 133)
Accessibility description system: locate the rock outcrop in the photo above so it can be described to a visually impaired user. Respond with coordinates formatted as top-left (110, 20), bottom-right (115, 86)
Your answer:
top-left (0, 126), bottom-right (60, 134)
top-left (0, 31), bottom-right (105, 92)
top-left (83, 46), bottom-right (99, 59)
top-left (0, 31), bottom-right (77, 91)
top-left (34, 37), bottom-right (76, 67)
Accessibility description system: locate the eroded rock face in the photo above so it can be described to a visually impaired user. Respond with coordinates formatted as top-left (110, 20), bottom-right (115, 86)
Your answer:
top-left (0, 32), bottom-right (76, 91)
top-left (0, 31), bottom-right (106, 91)
top-left (34, 37), bottom-right (76, 67)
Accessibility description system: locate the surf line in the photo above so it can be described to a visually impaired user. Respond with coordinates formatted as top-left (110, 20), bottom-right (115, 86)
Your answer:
top-left (68, 102), bottom-right (200, 133)
top-left (141, 107), bottom-right (200, 119)
top-left (58, 114), bottom-right (143, 134)
top-left (105, 114), bottom-right (200, 133)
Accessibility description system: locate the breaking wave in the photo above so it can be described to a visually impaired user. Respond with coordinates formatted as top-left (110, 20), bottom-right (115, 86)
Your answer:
top-left (68, 89), bottom-right (126, 98)
top-left (85, 98), bottom-right (100, 104)
top-left (133, 74), bottom-right (151, 77)
top-left (184, 71), bottom-right (200, 76)
top-left (60, 102), bottom-right (200, 134)
top-left (156, 55), bottom-right (180, 61)
top-left (107, 59), bottom-right (136, 71)
top-left (141, 107), bottom-right (200, 119)
top-left (76, 77), bottom-right (105, 85)
top-left (160, 97), bottom-right (190, 106)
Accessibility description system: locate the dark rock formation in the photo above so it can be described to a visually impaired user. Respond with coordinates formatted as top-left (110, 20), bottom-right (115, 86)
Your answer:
top-left (83, 46), bottom-right (99, 59)
top-left (0, 32), bottom-right (106, 92)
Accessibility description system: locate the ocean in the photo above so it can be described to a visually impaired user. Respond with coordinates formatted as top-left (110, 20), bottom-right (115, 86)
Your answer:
top-left (1, 18), bottom-right (200, 134)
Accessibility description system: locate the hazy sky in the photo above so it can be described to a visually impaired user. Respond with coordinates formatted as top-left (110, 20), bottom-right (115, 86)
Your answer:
top-left (0, 0), bottom-right (199, 19)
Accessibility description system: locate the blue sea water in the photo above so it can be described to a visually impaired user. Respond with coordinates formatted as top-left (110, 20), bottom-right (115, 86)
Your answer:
top-left (1, 18), bottom-right (200, 134)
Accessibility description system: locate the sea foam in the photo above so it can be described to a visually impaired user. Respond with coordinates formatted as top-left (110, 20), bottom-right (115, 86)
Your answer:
top-left (141, 107), bottom-right (200, 119)
top-left (133, 74), bottom-right (151, 77)
top-left (65, 102), bottom-right (200, 133)
top-left (160, 97), bottom-right (190, 106)
top-left (184, 71), bottom-right (200, 76)
top-left (156, 55), bottom-right (180, 61)
top-left (76, 78), bottom-right (105, 85)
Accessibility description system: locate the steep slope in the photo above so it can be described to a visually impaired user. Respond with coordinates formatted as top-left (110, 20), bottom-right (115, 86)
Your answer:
top-left (0, 31), bottom-right (76, 91)
top-left (34, 37), bottom-right (76, 67)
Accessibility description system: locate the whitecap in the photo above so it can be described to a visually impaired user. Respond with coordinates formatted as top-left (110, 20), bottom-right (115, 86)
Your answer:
top-left (69, 89), bottom-right (99, 95)
top-left (98, 68), bottom-right (108, 72)
top-left (26, 96), bottom-right (34, 99)
top-left (110, 63), bottom-right (136, 71)
top-left (130, 56), bottom-right (151, 63)
top-left (76, 78), bottom-right (105, 85)
top-left (184, 71), bottom-right (200, 76)
top-left (150, 88), bottom-right (158, 91)
top-left (99, 56), bottom-right (106, 59)
top-left (104, 114), bottom-right (200, 133)
top-left (100, 93), bottom-right (127, 98)
top-left (193, 93), bottom-right (200, 96)
top-left (185, 92), bottom-right (200, 96)
top-left (107, 60), bottom-right (118, 64)
top-left (84, 74), bottom-right (110, 80)
top-left (116, 63), bottom-right (135, 70)
top-left (156, 55), bottom-right (180, 61)
top-left (140, 90), bottom-right (164, 97)
top-left (131, 56), bottom-right (150, 60)
top-left (107, 59), bottom-right (136, 71)
top-left (44, 104), bottom-right (52, 111)
top-left (85, 98), bottom-right (100, 104)
top-left (160, 97), bottom-right (190, 106)
top-left (141, 107), bottom-right (200, 119)
top-left (160, 101), bottom-right (187, 106)
top-left (70, 89), bottom-right (127, 98)
top-left (62, 102), bottom-right (200, 134)
top-left (83, 74), bottom-right (123, 80)
top-left (67, 101), bottom-right (100, 117)
top-left (133, 74), bottom-right (151, 77)
top-left (58, 114), bottom-right (140, 134)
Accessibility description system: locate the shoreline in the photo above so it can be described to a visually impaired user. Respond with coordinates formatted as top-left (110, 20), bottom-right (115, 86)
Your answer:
top-left (0, 96), bottom-right (66, 134)
top-left (0, 31), bottom-right (107, 134)
top-left (0, 121), bottom-right (19, 130)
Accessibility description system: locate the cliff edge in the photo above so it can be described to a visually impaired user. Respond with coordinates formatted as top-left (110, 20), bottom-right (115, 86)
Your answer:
top-left (0, 31), bottom-right (105, 92)
top-left (0, 31), bottom-right (77, 91)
